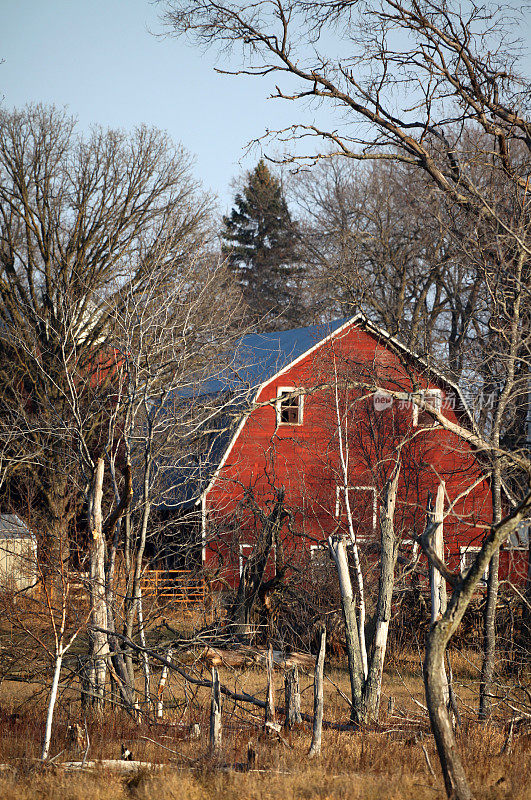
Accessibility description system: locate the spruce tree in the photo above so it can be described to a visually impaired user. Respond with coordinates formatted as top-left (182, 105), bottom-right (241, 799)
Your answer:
top-left (222, 160), bottom-right (303, 329)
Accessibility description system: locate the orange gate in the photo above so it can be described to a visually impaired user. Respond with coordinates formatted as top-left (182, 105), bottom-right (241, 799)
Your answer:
top-left (141, 569), bottom-right (205, 604)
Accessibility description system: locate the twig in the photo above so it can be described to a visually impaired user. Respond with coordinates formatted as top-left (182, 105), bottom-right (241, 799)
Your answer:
top-left (81, 717), bottom-right (90, 767)
top-left (48, 749), bottom-right (65, 763)
top-left (499, 712), bottom-right (515, 755)
top-left (325, 673), bottom-right (352, 707)
top-left (139, 735), bottom-right (197, 763)
top-left (394, 669), bottom-right (428, 712)
top-left (422, 744), bottom-right (437, 780)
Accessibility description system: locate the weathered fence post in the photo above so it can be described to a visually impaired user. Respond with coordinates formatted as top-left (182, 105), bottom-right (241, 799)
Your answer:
top-left (209, 667), bottom-right (222, 754)
top-left (265, 643), bottom-right (276, 726)
top-left (284, 665), bottom-right (302, 729)
top-left (309, 625), bottom-right (326, 757)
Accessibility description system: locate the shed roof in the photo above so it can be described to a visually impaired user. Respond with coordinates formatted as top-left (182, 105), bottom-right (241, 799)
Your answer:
top-left (0, 514), bottom-right (33, 539)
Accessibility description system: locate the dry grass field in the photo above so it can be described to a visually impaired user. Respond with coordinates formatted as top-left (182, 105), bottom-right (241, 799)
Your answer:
top-left (0, 643), bottom-right (528, 800)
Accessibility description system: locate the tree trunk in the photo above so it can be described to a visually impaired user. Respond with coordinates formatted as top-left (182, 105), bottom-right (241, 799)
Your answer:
top-left (479, 468), bottom-right (502, 720)
top-left (308, 625), bottom-right (326, 757)
top-left (229, 487), bottom-right (286, 640)
top-left (333, 372), bottom-right (368, 677)
top-left (137, 588), bottom-right (152, 713)
top-left (41, 651), bottom-right (63, 761)
top-left (430, 484), bottom-right (449, 707)
top-left (88, 457), bottom-right (109, 710)
top-left (123, 465), bottom-right (152, 709)
top-left (328, 534), bottom-right (364, 722)
top-left (422, 491), bottom-right (531, 800)
top-left (425, 623), bottom-right (472, 800)
top-left (265, 643), bottom-right (276, 725)
top-left (156, 647), bottom-right (173, 720)
top-left (360, 467), bottom-right (400, 721)
top-left (209, 667), bottom-right (222, 754)
top-left (105, 464), bottom-right (134, 711)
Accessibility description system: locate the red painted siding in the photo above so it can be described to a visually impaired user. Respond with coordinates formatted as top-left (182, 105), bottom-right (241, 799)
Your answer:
top-left (202, 320), bottom-right (522, 587)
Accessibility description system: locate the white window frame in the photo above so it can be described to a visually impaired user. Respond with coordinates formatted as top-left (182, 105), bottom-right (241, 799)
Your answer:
top-left (276, 386), bottom-right (304, 426)
top-left (238, 543), bottom-right (253, 577)
top-left (335, 485), bottom-right (377, 539)
top-left (460, 546), bottom-right (489, 584)
top-left (413, 388), bottom-right (443, 427)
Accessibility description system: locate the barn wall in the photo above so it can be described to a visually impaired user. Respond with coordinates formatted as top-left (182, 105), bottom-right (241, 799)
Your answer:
top-left (203, 321), bottom-right (496, 586)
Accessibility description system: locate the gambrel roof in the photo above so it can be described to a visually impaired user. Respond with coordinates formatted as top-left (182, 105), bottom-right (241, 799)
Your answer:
top-left (198, 318), bottom-right (349, 395)
top-left (161, 314), bottom-right (476, 511)
top-left (174, 313), bottom-right (473, 511)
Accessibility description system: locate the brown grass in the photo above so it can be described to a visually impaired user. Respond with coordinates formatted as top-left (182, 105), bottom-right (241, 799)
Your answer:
top-left (0, 650), bottom-right (529, 800)
top-left (0, 725), bottom-right (528, 800)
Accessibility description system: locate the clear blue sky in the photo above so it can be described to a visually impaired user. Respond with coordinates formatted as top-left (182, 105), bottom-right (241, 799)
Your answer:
top-left (2, 0), bottom-right (530, 214)
top-left (1, 0), bottom-right (310, 213)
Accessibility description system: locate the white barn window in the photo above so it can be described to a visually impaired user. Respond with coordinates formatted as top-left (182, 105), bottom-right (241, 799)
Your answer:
top-left (276, 386), bottom-right (303, 425)
top-left (238, 543), bottom-right (253, 576)
top-left (335, 485), bottom-right (377, 542)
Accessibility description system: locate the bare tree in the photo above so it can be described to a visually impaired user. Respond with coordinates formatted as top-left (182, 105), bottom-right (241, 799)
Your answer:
top-left (107, 248), bottom-right (245, 710)
top-left (162, 4), bottom-right (530, 795)
top-left (289, 158), bottom-right (485, 378)
top-left (0, 103), bottom-right (213, 568)
top-left (0, 104), bottom-right (250, 723)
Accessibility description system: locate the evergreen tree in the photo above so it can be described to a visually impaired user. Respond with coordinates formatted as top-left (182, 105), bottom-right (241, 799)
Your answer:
top-left (222, 160), bottom-right (304, 329)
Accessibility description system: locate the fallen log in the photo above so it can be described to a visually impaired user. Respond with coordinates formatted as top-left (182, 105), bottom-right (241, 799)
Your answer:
top-left (199, 645), bottom-right (314, 671)
top-left (60, 759), bottom-right (164, 773)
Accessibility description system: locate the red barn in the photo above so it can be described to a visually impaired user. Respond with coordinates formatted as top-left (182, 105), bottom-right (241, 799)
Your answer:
top-left (190, 315), bottom-right (526, 589)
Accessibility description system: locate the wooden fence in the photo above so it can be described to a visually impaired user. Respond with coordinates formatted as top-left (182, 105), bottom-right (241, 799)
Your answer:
top-left (141, 569), bottom-right (205, 604)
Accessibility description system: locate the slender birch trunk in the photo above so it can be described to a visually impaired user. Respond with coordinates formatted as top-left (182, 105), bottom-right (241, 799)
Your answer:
top-left (124, 460), bottom-right (152, 710)
top-left (328, 534), bottom-right (364, 721)
top-left (137, 587), bottom-right (153, 713)
top-left (479, 468), bottom-right (502, 719)
top-left (209, 667), bottom-right (222, 754)
top-left (88, 457), bottom-right (109, 709)
top-left (41, 652), bottom-right (63, 760)
top-left (41, 575), bottom-right (83, 760)
top-left (106, 461), bottom-right (134, 710)
top-left (429, 483), bottom-right (449, 707)
top-left (333, 364), bottom-right (368, 676)
top-left (360, 466), bottom-right (400, 721)
top-left (156, 647), bottom-right (173, 720)
top-left (479, 249), bottom-right (525, 719)
top-left (308, 625), bottom-right (326, 757)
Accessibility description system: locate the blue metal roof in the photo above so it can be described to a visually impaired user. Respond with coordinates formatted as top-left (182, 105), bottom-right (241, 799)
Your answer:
top-left (202, 318), bottom-right (349, 395)
top-left (157, 319), bottom-right (349, 511)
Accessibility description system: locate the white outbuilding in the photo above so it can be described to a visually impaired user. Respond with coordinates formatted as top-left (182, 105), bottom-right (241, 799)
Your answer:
top-left (0, 514), bottom-right (38, 592)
